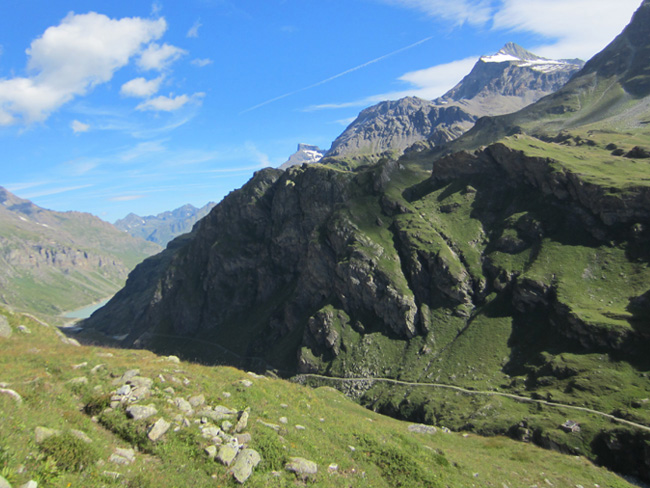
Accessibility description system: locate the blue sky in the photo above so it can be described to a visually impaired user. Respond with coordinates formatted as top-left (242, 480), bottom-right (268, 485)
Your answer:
top-left (0, 0), bottom-right (642, 222)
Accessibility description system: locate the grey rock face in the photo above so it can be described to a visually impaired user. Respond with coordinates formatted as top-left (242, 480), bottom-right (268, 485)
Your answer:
top-left (148, 418), bottom-right (171, 441)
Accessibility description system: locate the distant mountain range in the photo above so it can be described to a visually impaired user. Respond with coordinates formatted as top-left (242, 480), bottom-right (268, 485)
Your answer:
top-left (114, 202), bottom-right (216, 246)
top-left (0, 187), bottom-right (160, 317)
top-left (323, 43), bottom-right (583, 160)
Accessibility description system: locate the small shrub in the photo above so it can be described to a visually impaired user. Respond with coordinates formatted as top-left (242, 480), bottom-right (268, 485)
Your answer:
top-left (83, 392), bottom-right (112, 416)
top-left (33, 455), bottom-right (61, 486)
top-left (253, 428), bottom-right (287, 471)
top-left (39, 432), bottom-right (99, 472)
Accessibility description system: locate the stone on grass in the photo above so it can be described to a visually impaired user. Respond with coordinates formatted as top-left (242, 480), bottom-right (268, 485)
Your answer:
top-left (174, 397), bottom-right (193, 414)
top-left (110, 447), bottom-right (135, 465)
top-left (222, 420), bottom-right (233, 432)
top-left (189, 394), bottom-right (205, 407)
top-left (408, 424), bottom-right (437, 435)
top-left (165, 355), bottom-right (180, 363)
top-left (17, 325), bottom-right (31, 334)
top-left (0, 474), bottom-right (11, 488)
top-left (217, 443), bottom-right (240, 466)
top-left (235, 433), bottom-right (251, 446)
top-left (67, 376), bottom-right (88, 386)
top-left (0, 316), bottom-right (12, 338)
top-left (148, 418), bottom-right (171, 441)
top-left (0, 388), bottom-right (22, 405)
top-left (205, 445), bottom-right (218, 459)
top-left (35, 426), bottom-right (61, 444)
top-left (285, 457), bottom-right (318, 480)
top-left (126, 404), bottom-right (157, 421)
top-left (70, 429), bottom-right (93, 443)
top-left (229, 449), bottom-right (261, 484)
top-left (234, 410), bottom-right (249, 433)
top-left (19, 481), bottom-right (38, 488)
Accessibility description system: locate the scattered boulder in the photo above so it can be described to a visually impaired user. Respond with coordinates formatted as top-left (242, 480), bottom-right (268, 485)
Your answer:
top-left (173, 397), bottom-right (193, 414)
top-left (126, 404), bottom-right (158, 421)
top-left (0, 316), bottom-right (12, 338)
top-left (34, 426), bottom-right (61, 444)
top-left (234, 410), bottom-right (249, 433)
top-left (17, 325), bottom-right (31, 334)
top-left (285, 457), bottom-right (318, 480)
top-left (229, 449), bottom-right (261, 484)
top-left (205, 445), bottom-right (218, 459)
top-left (0, 475), bottom-right (11, 488)
top-left (109, 447), bottom-right (135, 465)
top-left (148, 418), bottom-right (171, 441)
top-left (217, 443), bottom-right (240, 466)
top-left (189, 394), bottom-right (205, 407)
top-left (19, 482), bottom-right (38, 488)
top-left (70, 429), bottom-right (93, 444)
top-left (67, 377), bottom-right (88, 386)
top-left (408, 424), bottom-right (437, 435)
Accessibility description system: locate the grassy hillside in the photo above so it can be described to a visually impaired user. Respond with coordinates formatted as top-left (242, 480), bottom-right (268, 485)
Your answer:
top-left (0, 307), bottom-right (638, 487)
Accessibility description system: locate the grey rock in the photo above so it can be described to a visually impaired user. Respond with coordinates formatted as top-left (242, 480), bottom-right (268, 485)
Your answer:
top-left (0, 475), bottom-right (11, 488)
top-left (235, 433), bottom-right (251, 446)
top-left (205, 445), bottom-right (217, 459)
top-left (112, 369), bottom-right (139, 386)
top-left (126, 404), bottom-right (157, 421)
top-left (173, 397), bottom-right (193, 414)
top-left (285, 457), bottom-right (318, 480)
top-left (229, 449), bottom-right (261, 484)
top-left (217, 443), bottom-right (240, 466)
top-left (148, 418), bottom-right (171, 441)
top-left (19, 482), bottom-right (38, 488)
top-left (70, 429), bottom-right (93, 443)
top-left (0, 316), bottom-right (11, 338)
top-left (34, 426), bottom-right (60, 444)
top-left (222, 420), bottom-right (233, 432)
top-left (116, 384), bottom-right (131, 396)
top-left (279, 144), bottom-right (325, 170)
top-left (17, 325), bottom-right (31, 334)
top-left (189, 394), bottom-right (205, 407)
top-left (110, 447), bottom-right (135, 465)
top-left (67, 376), bottom-right (88, 386)
top-left (128, 376), bottom-right (153, 388)
top-left (234, 410), bottom-right (248, 433)
top-left (408, 424), bottom-right (437, 435)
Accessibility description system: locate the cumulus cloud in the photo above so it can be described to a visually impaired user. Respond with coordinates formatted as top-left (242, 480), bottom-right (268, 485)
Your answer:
top-left (187, 20), bottom-right (202, 38)
top-left (136, 92), bottom-right (204, 112)
top-left (192, 58), bottom-right (213, 67)
top-left (0, 12), bottom-right (166, 125)
top-left (375, 0), bottom-right (493, 26)
top-left (492, 0), bottom-right (642, 60)
top-left (71, 119), bottom-right (90, 133)
top-left (137, 42), bottom-right (186, 71)
top-left (121, 76), bottom-right (164, 98)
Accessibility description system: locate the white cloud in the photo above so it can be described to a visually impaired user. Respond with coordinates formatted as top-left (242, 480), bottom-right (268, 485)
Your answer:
top-left (492, 0), bottom-right (641, 60)
top-left (187, 20), bottom-right (202, 38)
top-left (192, 58), bottom-right (213, 67)
top-left (0, 12), bottom-right (166, 125)
top-left (245, 142), bottom-right (273, 167)
top-left (120, 140), bottom-right (166, 162)
top-left (121, 76), bottom-right (164, 98)
top-left (136, 92), bottom-right (204, 112)
top-left (375, 0), bottom-right (493, 26)
top-left (137, 42), bottom-right (186, 71)
top-left (71, 119), bottom-right (90, 133)
top-left (305, 56), bottom-right (478, 111)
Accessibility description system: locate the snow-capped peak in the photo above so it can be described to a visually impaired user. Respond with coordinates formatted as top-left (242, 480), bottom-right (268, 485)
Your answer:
top-left (480, 43), bottom-right (582, 73)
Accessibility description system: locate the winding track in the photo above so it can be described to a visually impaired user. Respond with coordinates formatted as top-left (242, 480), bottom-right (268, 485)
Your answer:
top-left (293, 373), bottom-right (650, 433)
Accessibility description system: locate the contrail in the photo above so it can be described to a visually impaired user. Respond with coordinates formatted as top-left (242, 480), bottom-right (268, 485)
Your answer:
top-left (240, 36), bottom-right (433, 114)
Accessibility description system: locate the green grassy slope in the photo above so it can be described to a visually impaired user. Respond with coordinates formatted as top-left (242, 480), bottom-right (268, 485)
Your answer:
top-left (0, 307), bottom-right (636, 488)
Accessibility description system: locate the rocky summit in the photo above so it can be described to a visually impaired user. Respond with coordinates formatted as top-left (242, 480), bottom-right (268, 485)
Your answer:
top-left (77, 0), bottom-right (650, 483)
top-left (326, 43), bottom-right (582, 160)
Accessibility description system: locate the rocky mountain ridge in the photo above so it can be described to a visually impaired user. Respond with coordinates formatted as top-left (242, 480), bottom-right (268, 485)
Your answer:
top-left (326, 43), bottom-right (583, 159)
top-left (114, 202), bottom-right (216, 247)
